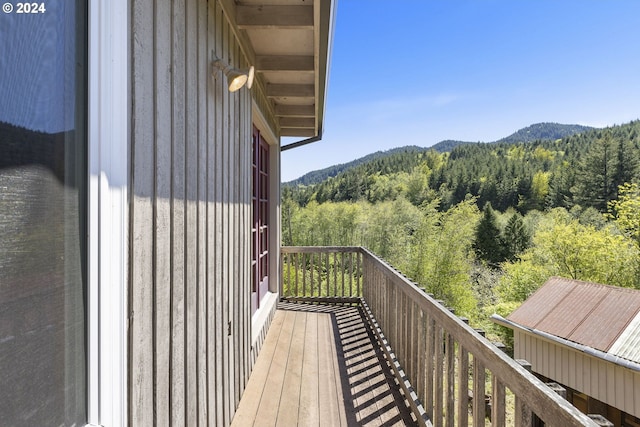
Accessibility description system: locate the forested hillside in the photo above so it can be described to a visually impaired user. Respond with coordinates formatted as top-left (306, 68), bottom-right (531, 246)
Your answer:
top-left (286, 146), bottom-right (430, 186)
top-left (495, 122), bottom-right (594, 144)
top-left (286, 122), bottom-right (594, 186)
top-left (282, 120), bottom-right (640, 349)
top-left (286, 121), bottom-right (639, 212)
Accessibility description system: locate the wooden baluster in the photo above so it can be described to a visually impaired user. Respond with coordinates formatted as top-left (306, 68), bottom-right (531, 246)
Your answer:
top-left (411, 301), bottom-right (419, 396)
top-left (416, 308), bottom-right (425, 408)
top-left (356, 252), bottom-right (362, 297)
top-left (333, 252), bottom-right (337, 297)
top-left (316, 252), bottom-right (320, 296)
top-left (391, 280), bottom-right (396, 349)
top-left (340, 252), bottom-right (345, 297)
top-left (445, 332), bottom-right (455, 427)
top-left (492, 375), bottom-right (506, 427)
top-left (457, 344), bottom-right (469, 427)
top-left (324, 251), bottom-right (329, 297)
top-left (282, 252), bottom-right (287, 296)
top-left (401, 292), bottom-right (408, 370)
top-left (425, 315), bottom-right (435, 419)
top-left (292, 252), bottom-right (297, 296)
top-left (414, 305), bottom-right (425, 408)
top-left (302, 253), bottom-right (308, 297)
top-left (473, 355), bottom-right (486, 425)
top-left (311, 252), bottom-right (314, 296)
top-left (434, 324), bottom-right (444, 425)
top-left (287, 252), bottom-right (292, 297)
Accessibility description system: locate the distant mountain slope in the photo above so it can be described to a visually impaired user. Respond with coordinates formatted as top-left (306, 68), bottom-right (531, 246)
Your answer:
top-left (285, 120), bottom-right (640, 213)
top-left (430, 123), bottom-right (594, 152)
top-left (495, 123), bottom-right (594, 144)
top-left (286, 145), bottom-right (430, 186)
top-left (287, 122), bottom-right (596, 186)
top-left (430, 139), bottom-right (473, 152)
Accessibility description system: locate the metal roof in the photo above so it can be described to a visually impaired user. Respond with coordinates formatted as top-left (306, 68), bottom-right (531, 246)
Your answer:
top-left (507, 277), bottom-right (640, 363)
top-left (609, 312), bottom-right (640, 364)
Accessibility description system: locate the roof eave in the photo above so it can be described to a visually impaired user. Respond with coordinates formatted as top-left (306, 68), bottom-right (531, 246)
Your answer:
top-left (491, 314), bottom-right (640, 372)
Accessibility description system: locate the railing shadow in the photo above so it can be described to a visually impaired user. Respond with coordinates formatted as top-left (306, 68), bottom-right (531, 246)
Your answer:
top-left (330, 305), bottom-right (417, 426)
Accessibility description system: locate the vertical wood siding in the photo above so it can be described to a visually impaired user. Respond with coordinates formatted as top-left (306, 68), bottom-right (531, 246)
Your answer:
top-left (514, 331), bottom-right (640, 418)
top-left (130, 1), bottom-right (256, 425)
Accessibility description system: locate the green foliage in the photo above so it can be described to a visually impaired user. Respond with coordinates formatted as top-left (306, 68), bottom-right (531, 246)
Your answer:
top-left (287, 200), bottom-right (365, 246)
top-left (474, 203), bottom-right (504, 266)
top-left (608, 182), bottom-right (640, 246)
top-left (285, 146), bottom-right (431, 186)
top-left (409, 199), bottom-right (480, 318)
top-left (361, 198), bottom-right (422, 262)
top-left (502, 212), bottom-right (530, 261)
top-left (286, 121), bottom-right (640, 215)
top-left (528, 171), bottom-right (550, 210)
top-left (572, 133), bottom-right (618, 211)
top-left (283, 120), bottom-right (640, 329)
top-left (481, 301), bottom-right (521, 354)
top-left (498, 208), bottom-right (640, 302)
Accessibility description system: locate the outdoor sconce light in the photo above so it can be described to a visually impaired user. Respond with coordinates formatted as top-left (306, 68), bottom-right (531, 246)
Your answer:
top-left (211, 52), bottom-right (254, 92)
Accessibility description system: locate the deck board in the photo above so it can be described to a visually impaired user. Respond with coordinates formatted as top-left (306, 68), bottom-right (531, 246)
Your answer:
top-left (231, 303), bottom-right (416, 426)
top-left (299, 308), bottom-right (320, 425)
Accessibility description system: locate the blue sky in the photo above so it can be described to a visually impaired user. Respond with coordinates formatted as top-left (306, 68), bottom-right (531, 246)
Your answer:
top-left (281, 0), bottom-right (640, 182)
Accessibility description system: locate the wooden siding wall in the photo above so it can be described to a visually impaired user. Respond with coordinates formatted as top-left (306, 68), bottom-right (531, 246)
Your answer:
top-left (514, 331), bottom-right (640, 418)
top-left (130, 0), bottom-right (263, 425)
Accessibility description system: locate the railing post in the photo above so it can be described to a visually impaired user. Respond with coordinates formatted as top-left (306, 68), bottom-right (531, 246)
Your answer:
top-left (515, 360), bottom-right (534, 427)
top-left (587, 415), bottom-right (614, 426)
top-left (546, 382), bottom-right (567, 399)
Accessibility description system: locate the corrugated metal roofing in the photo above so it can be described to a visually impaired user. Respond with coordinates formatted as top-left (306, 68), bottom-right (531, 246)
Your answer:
top-left (507, 276), bottom-right (575, 328)
top-left (609, 312), bottom-right (640, 363)
top-left (507, 277), bottom-right (640, 363)
top-left (534, 280), bottom-right (604, 340)
top-left (570, 288), bottom-right (640, 351)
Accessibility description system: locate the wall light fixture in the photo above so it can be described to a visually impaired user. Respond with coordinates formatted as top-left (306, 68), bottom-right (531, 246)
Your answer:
top-left (211, 52), bottom-right (254, 92)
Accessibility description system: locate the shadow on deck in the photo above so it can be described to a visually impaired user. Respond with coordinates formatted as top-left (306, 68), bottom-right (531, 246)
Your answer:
top-left (231, 302), bottom-right (417, 426)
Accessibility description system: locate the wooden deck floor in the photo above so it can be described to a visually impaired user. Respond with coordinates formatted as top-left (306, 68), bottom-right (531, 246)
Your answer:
top-left (231, 303), bottom-right (417, 426)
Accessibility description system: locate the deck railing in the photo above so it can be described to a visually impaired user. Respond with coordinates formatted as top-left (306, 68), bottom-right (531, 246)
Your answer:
top-left (280, 246), bottom-right (363, 303)
top-left (280, 246), bottom-right (598, 427)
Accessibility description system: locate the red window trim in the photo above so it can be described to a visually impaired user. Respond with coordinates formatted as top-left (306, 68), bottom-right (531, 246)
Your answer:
top-left (251, 126), bottom-right (269, 313)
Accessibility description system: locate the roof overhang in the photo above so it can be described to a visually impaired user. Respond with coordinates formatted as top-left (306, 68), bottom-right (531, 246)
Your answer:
top-left (491, 314), bottom-right (640, 373)
top-left (220, 0), bottom-right (336, 142)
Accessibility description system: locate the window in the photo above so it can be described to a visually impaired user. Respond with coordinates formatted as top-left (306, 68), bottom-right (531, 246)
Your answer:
top-left (0, 2), bottom-right (88, 425)
top-left (252, 127), bottom-right (269, 313)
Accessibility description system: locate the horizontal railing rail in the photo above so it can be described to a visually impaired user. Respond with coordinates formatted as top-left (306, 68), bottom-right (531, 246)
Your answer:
top-left (280, 246), bottom-right (598, 427)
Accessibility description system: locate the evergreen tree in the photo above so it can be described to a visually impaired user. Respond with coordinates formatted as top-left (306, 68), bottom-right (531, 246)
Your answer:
top-left (473, 203), bottom-right (504, 266)
top-left (502, 213), bottom-right (530, 261)
top-left (573, 133), bottom-right (617, 211)
top-left (612, 137), bottom-right (639, 194)
top-left (547, 164), bottom-right (575, 209)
